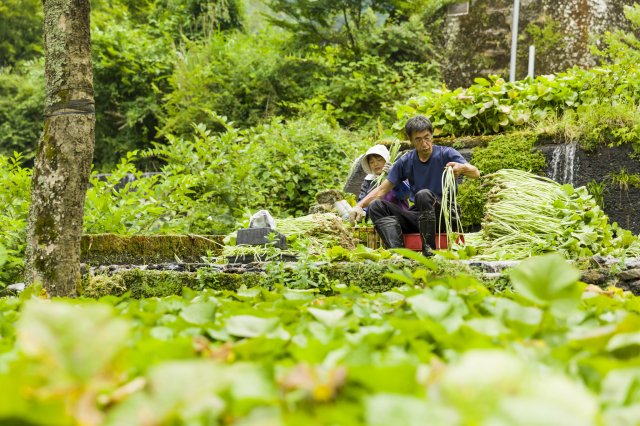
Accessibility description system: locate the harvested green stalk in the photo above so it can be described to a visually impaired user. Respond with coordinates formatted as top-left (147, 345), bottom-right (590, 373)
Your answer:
top-left (223, 214), bottom-right (357, 261)
top-left (439, 165), bottom-right (464, 248)
top-left (471, 169), bottom-right (640, 260)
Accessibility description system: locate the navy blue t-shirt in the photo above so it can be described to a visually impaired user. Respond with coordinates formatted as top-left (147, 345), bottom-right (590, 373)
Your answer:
top-left (386, 146), bottom-right (467, 198)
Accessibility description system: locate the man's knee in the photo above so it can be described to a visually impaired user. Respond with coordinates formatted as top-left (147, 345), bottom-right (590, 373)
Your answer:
top-left (415, 189), bottom-right (437, 211)
top-left (368, 199), bottom-right (387, 222)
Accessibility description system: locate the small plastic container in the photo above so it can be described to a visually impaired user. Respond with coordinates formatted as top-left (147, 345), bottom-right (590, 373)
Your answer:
top-left (403, 233), bottom-right (465, 251)
top-left (334, 200), bottom-right (353, 221)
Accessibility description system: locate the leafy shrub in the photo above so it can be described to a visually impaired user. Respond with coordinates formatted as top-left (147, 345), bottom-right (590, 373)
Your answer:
top-left (309, 52), bottom-right (440, 127)
top-left (148, 112), bottom-right (368, 232)
top-left (83, 153), bottom-right (197, 235)
top-left (0, 0), bottom-right (42, 66)
top-left (246, 113), bottom-right (367, 216)
top-left (158, 31), bottom-right (322, 135)
top-left (0, 153), bottom-right (31, 286)
top-left (592, 4), bottom-right (640, 68)
top-left (92, 14), bottom-right (175, 169)
top-left (0, 60), bottom-right (45, 161)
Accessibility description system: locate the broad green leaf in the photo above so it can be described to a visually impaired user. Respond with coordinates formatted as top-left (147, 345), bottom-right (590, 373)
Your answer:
top-left (509, 254), bottom-right (582, 312)
top-left (461, 106), bottom-right (478, 119)
top-left (350, 364), bottom-right (418, 393)
top-left (365, 394), bottom-right (458, 426)
top-left (600, 368), bottom-right (640, 405)
top-left (407, 294), bottom-right (451, 321)
top-left (17, 300), bottom-right (129, 383)
top-left (390, 248), bottom-right (438, 270)
top-left (179, 301), bottom-right (216, 325)
top-left (606, 332), bottom-right (640, 357)
top-left (150, 326), bottom-right (175, 340)
top-left (225, 315), bottom-right (279, 338)
top-left (308, 307), bottom-right (346, 327)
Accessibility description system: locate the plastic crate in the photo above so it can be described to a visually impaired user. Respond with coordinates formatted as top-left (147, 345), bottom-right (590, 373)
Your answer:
top-left (404, 233), bottom-right (465, 251)
top-left (353, 225), bottom-right (384, 249)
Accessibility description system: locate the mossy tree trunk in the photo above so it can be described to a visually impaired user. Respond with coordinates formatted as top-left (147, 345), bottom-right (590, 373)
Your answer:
top-left (25, 0), bottom-right (94, 297)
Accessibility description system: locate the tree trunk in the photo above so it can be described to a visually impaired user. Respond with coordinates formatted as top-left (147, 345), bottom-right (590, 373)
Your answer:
top-left (25, 0), bottom-right (94, 297)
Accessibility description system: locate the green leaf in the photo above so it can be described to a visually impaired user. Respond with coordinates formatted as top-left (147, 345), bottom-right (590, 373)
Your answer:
top-left (509, 254), bottom-right (582, 312)
top-left (17, 300), bottom-right (129, 383)
top-left (308, 307), bottom-right (346, 327)
top-left (225, 315), bottom-right (279, 338)
top-left (407, 294), bottom-right (451, 321)
top-left (179, 301), bottom-right (216, 325)
top-left (365, 394), bottom-right (458, 426)
top-left (606, 332), bottom-right (640, 357)
top-left (390, 248), bottom-right (438, 270)
top-left (461, 106), bottom-right (478, 119)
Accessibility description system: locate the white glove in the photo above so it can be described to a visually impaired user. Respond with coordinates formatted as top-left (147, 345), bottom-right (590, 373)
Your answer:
top-left (349, 206), bottom-right (366, 224)
top-left (382, 163), bottom-right (391, 173)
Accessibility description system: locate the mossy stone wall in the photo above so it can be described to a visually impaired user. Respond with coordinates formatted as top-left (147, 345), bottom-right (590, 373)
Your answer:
top-left (81, 234), bottom-right (225, 265)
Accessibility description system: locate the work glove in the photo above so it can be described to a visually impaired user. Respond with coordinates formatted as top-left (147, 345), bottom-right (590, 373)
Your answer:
top-left (349, 206), bottom-right (366, 224)
top-left (382, 162), bottom-right (392, 173)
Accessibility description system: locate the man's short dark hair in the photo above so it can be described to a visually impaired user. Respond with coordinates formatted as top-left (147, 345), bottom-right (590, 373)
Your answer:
top-left (404, 115), bottom-right (433, 139)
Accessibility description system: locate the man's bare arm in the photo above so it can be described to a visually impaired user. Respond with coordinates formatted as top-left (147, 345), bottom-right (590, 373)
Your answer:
top-left (447, 162), bottom-right (480, 179)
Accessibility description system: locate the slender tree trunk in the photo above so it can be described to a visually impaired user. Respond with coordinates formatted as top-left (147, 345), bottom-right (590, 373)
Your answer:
top-left (25, 0), bottom-right (94, 297)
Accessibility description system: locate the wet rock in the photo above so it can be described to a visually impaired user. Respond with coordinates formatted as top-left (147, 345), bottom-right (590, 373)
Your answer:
top-left (617, 268), bottom-right (640, 282)
top-left (617, 280), bottom-right (640, 296)
top-left (463, 260), bottom-right (520, 274)
top-left (580, 269), bottom-right (609, 286)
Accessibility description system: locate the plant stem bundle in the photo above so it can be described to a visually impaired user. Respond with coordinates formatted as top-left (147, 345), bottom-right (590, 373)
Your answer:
top-left (439, 166), bottom-right (464, 248)
top-left (473, 169), bottom-right (640, 260)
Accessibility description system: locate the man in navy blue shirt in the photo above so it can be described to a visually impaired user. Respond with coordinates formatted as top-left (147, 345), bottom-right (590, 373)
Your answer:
top-left (350, 115), bottom-right (480, 256)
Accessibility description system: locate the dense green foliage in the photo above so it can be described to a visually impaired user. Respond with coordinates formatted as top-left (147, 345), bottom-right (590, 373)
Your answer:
top-left (0, 61), bottom-right (44, 162)
top-left (0, 114), bottom-right (366, 285)
top-left (0, 154), bottom-right (31, 287)
top-left (0, 0), bottom-right (447, 167)
top-left (1, 255), bottom-right (640, 424)
top-left (0, 0), bottom-right (42, 66)
top-left (89, 0), bottom-right (243, 167)
top-left (394, 5), bottom-right (640, 143)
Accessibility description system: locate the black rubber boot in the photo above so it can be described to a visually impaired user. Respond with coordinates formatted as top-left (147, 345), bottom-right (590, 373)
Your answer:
top-left (374, 217), bottom-right (404, 249)
top-left (418, 211), bottom-right (436, 257)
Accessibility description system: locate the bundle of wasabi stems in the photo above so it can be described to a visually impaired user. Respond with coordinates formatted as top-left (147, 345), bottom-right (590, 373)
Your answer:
top-left (465, 169), bottom-right (640, 260)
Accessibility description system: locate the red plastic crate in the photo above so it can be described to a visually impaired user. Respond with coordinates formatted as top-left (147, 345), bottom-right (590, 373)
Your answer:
top-left (403, 233), bottom-right (465, 251)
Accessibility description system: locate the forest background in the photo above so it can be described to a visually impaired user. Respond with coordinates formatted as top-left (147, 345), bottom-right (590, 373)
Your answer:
top-left (3, 0), bottom-right (640, 286)
top-left (1, 0), bottom-right (457, 224)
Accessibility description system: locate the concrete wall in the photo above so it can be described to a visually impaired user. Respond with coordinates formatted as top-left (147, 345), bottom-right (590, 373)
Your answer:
top-left (442, 0), bottom-right (633, 88)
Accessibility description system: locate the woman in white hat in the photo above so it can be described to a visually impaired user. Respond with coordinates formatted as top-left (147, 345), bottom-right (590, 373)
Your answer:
top-left (358, 144), bottom-right (410, 212)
